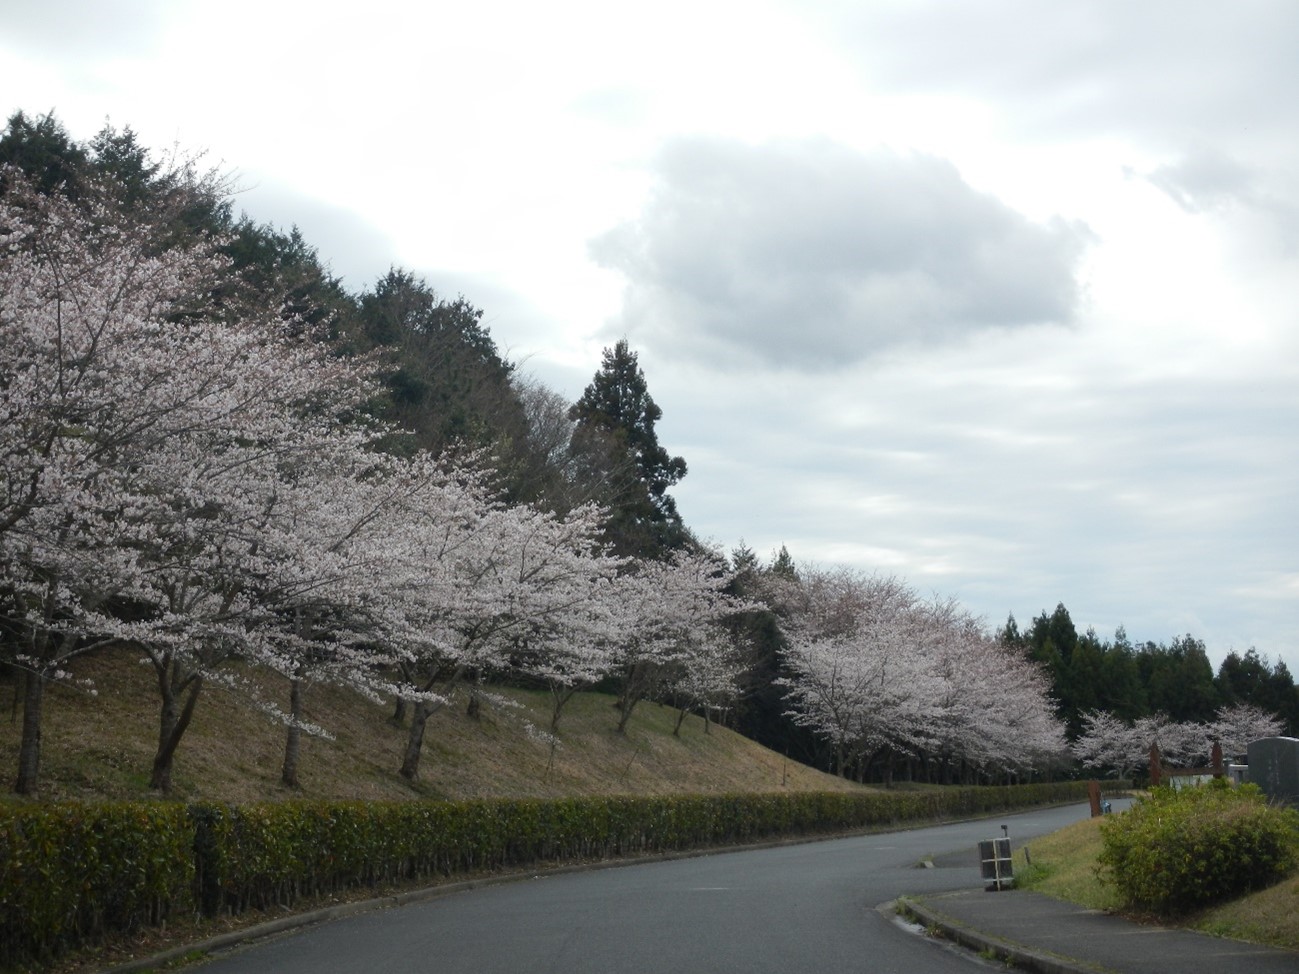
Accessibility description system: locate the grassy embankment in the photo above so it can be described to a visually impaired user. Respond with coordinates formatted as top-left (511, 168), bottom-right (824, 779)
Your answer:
top-left (0, 648), bottom-right (863, 804)
top-left (1014, 809), bottom-right (1299, 952)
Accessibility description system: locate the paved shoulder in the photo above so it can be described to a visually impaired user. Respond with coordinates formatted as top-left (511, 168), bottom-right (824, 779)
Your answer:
top-left (900, 889), bottom-right (1299, 974)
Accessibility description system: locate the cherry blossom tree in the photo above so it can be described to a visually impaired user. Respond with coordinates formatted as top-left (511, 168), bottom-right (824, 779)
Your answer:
top-left (1071, 710), bottom-right (1143, 779)
top-left (234, 443), bottom-right (424, 788)
top-left (608, 550), bottom-right (752, 734)
top-left (977, 648), bottom-right (1069, 780)
top-left (913, 621), bottom-right (1066, 781)
top-left (777, 572), bottom-right (928, 776)
top-left (1148, 716), bottom-right (1213, 767)
top-left (1069, 708), bottom-right (1263, 779)
top-left (0, 170), bottom-right (228, 792)
top-left (515, 580), bottom-right (625, 734)
top-left (777, 569), bottom-right (1065, 781)
top-left (369, 473), bottom-right (626, 781)
top-left (0, 169), bottom-right (377, 792)
top-left (664, 626), bottom-right (746, 736)
top-left (1211, 703), bottom-right (1285, 759)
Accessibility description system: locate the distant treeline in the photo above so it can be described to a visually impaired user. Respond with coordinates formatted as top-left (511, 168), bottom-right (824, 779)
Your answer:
top-left (1002, 603), bottom-right (1298, 740)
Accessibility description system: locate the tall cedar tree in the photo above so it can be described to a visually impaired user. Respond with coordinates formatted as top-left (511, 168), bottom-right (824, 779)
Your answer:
top-left (569, 340), bottom-right (688, 558)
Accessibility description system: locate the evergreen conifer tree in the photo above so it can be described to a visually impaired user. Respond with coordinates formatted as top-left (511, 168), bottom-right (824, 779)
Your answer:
top-left (569, 339), bottom-right (687, 557)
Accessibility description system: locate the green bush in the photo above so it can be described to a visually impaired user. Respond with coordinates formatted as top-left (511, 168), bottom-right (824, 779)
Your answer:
top-left (1098, 780), bottom-right (1299, 915)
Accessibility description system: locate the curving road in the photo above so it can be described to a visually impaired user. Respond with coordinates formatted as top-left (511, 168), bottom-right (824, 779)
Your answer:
top-left (195, 802), bottom-right (1109, 973)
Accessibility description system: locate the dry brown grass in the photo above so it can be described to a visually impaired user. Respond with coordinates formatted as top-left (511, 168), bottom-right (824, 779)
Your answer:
top-left (1, 647), bottom-right (863, 804)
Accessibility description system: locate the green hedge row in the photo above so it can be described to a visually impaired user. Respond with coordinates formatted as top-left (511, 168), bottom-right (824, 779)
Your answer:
top-left (0, 803), bottom-right (195, 967)
top-left (1, 781), bottom-right (1105, 966)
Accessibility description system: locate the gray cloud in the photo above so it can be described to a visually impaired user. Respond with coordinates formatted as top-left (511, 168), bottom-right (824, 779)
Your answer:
top-left (590, 137), bottom-right (1090, 370)
top-left (817, 0), bottom-right (1299, 149)
top-left (1138, 148), bottom-right (1299, 253)
top-left (1, 0), bottom-right (170, 60)
top-left (1143, 147), bottom-right (1257, 215)
top-left (813, 0), bottom-right (1299, 253)
top-left (233, 179), bottom-right (398, 291)
top-left (656, 321), bottom-right (1299, 663)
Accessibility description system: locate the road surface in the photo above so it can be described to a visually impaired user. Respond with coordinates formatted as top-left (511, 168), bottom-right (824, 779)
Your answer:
top-left (195, 801), bottom-right (1108, 973)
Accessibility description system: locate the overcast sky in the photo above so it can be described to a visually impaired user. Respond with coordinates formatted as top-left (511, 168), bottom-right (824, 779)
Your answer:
top-left (6, 0), bottom-right (1297, 671)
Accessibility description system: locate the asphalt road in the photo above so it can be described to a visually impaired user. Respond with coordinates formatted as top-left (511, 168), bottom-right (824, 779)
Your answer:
top-left (195, 802), bottom-right (1106, 973)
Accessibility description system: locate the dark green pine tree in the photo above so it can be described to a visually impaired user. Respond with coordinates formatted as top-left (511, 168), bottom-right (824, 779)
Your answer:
top-left (1216, 648), bottom-right (1299, 734)
top-left (1098, 626), bottom-right (1147, 720)
top-left (1024, 603), bottom-right (1078, 725)
top-left (1139, 634), bottom-right (1222, 723)
top-left (569, 339), bottom-right (688, 558)
top-left (350, 268), bottom-right (529, 472)
top-left (0, 110), bottom-right (88, 196)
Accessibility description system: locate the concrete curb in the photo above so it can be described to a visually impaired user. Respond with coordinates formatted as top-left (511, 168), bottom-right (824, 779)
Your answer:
top-left (895, 895), bottom-right (1114, 974)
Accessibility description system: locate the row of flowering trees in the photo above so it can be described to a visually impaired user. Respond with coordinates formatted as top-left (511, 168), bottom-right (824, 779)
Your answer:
top-left (1071, 705), bottom-right (1285, 780)
top-left (762, 561), bottom-right (1293, 784)
top-left (0, 170), bottom-right (752, 795)
top-left (763, 568), bottom-right (1068, 783)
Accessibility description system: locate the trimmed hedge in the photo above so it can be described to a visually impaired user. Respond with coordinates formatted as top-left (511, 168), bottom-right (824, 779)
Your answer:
top-left (0, 803), bottom-right (194, 966)
top-left (1098, 779), bottom-right (1299, 915)
top-left (1, 781), bottom-right (1106, 967)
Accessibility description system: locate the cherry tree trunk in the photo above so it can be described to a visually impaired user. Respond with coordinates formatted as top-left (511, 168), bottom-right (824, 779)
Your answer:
top-left (549, 685), bottom-right (578, 732)
top-left (13, 671), bottom-right (44, 795)
top-left (150, 670), bottom-right (204, 793)
top-left (615, 662), bottom-right (649, 734)
top-left (281, 675), bottom-right (304, 788)
top-left (400, 700), bottom-right (432, 780)
top-left (673, 705), bottom-right (689, 736)
top-left (615, 694), bottom-right (642, 734)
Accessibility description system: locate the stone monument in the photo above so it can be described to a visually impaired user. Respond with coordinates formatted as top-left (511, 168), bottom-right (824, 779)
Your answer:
top-left (1246, 737), bottom-right (1299, 805)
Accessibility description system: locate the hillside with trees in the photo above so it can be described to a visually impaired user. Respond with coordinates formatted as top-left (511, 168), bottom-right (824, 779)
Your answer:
top-left (2, 111), bottom-right (1295, 803)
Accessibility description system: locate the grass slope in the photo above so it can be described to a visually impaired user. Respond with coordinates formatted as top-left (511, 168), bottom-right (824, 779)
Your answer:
top-left (1015, 812), bottom-right (1299, 952)
top-left (1, 649), bottom-right (863, 804)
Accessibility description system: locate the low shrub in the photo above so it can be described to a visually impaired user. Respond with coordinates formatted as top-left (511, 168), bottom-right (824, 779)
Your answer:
top-left (1098, 780), bottom-right (1299, 915)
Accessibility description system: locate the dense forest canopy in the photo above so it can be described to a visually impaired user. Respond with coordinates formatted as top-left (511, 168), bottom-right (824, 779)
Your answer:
top-left (2, 111), bottom-right (1294, 797)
